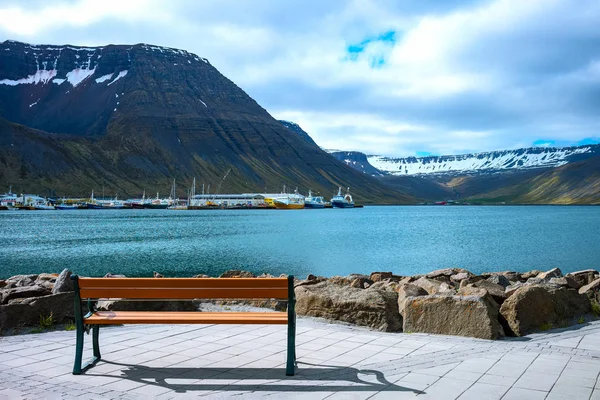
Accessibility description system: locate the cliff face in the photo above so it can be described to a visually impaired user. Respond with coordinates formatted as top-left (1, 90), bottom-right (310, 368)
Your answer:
top-left (0, 40), bottom-right (413, 203)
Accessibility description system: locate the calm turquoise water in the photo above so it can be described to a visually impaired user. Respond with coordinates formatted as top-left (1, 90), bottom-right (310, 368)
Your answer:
top-left (1, 206), bottom-right (599, 279)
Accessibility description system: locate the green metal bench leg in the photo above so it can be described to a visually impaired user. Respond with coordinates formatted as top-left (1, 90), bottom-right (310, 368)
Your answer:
top-left (92, 325), bottom-right (101, 359)
top-left (73, 324), bottom-right (84, 375)
top-left (286, 275), bottom-right (296, 376)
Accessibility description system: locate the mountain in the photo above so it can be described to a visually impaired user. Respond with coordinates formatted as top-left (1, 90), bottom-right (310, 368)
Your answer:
top-left (278, 120), bottom-right (317, 146)
top-left (328, 146), bottom-right (600, 203)
top-left (0, 40), bottom-right (413, 204)
top-left (328, 151), bottom-right (385, 176)
top-left (329, 145), bottom-right (600, 177)
top-left (467, 156), bottom-right (600, 204)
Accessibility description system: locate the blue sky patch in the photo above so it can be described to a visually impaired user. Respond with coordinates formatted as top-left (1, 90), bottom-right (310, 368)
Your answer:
top-left (346, 30), bottom-right (397, 67)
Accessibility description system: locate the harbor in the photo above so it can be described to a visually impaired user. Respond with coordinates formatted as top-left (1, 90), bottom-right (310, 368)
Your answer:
top-left (0, 185), bottom-right (361, 210)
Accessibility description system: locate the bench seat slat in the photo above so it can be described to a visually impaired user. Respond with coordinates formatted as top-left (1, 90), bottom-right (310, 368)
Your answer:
top-left (84, 311), bottom-right (288, 325)
top-left (79, 288), bottom-right (289, 299)
top-left (78, 278), bottom-right (288, 289)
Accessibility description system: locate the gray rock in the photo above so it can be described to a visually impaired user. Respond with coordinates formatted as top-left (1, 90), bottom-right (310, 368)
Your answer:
top-left (566, 270), bottom-right (598, 287)
top-left (413, 277), bottom-right (454, 295)
top-left (468, 280), bottom-right (507, 305)
top-left (537, 268), bottom-right (563, 280)
top-left (505, 282), bottom-right (524, 298)
top-left (219, 270), bottom-right (255, 278)
top-left (370, 272), bottom-right (393, 282)
top-left (153, 271), bottom-right (164, 278)
top-left (487, 275), bottom-right (511, 288)
top-left (0, 292), bottom-right (74, 331)
top-left (450, 272), bottom-right (472, 284)
top-left (500, 285), bottom-right (591, 336)
top-left (192, 274), bottom-right (210, 278)
top-left (426, 268), bottom-right (471, 279)
top-left (521, 270), bottom-right (543, 280)
top-left (52, 269), bottom-right (73, 294)
top-left (35, 273), bottom-right (58, 283)
top-left (578, 278), bottom-right (600, 302)
top-left (6, 274), bottom-right (38, 287)
top-left (403, 293), bottom-right (504, 340)
top-left (549, 276), bottom-right (580, 290)
top-left (295, 281), bottom-right (401, 332)
top-left (368, 281), bottom-right (398, 292)
top-left (104, 273), bottom-right (126, 278)
top-left (1, 285), bottom-right (51, 305)
top-left (397, 283), bottom-right (428, 317)
top-left (350, 277), bottom-right (374, 289)
top-left (526, 277), bottom-right (546, 285)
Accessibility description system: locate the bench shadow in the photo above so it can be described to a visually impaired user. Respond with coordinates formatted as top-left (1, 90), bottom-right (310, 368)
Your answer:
top-left (89, 360), bottom-right (424, 394)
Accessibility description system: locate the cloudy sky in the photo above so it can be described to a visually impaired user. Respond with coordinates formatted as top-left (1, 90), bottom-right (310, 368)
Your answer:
top-left (1, 0), bottom-right (599, 157)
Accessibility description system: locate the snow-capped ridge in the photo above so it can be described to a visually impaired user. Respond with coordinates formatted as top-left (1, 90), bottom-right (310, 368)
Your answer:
top-left (328, 145), bottom-right (600, 177)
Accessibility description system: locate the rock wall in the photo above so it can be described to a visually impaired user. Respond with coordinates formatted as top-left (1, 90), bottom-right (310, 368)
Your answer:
top-left (1, 267), bottom-right (598, 339)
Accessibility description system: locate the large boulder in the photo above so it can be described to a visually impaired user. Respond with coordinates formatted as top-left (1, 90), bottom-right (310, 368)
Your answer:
top-left (450, 272), bottom-right (472, 284)
top-left (468, 280), bottom-right (507, 305)
top-left (487, 275), bottom-right (511, 288)
top-left (0, 292), bottom-right (74, 331)
top-left (52, 269), bottom-right (73, 294)
top-left (397, 283), bottom-right (428, 317)
top-left (295, 281), bottom-right (401, 332)
top-left (567, 270), bottom-right (598, 287)
top-left (350, 276), bottom-right (374, 289)
top-left (500, 285), bottom-right (591, 336)
top-left (549, 276), bottom-right (580, 290)
top-left (403, 292), bottom-right (504, 340)
top-left (5, 274), bottom-right (38, 288)
top-left (1, 285), bottom-right (51, 305)
top-left (370, 272), bottom-right (393, 282)
top-left (426, 268), bottom-right (471, 284)
top-left (579, 278), bottom-right (600, 302)
top-left (97, 299), bottom-right (197, 312)
top-left (537, 268), bottom-right (563, 280)
top-left (413, 277), bottom-right (454, 295)
top-left (219, 270), bottom-right (255, 278)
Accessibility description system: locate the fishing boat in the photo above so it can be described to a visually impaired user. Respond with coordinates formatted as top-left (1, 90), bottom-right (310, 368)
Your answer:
top-left (34, 203), bottom-right (56, 210)
top-left (273, 187), bottom-right (305, 209)
top-left (304, 190), bottom-right (325, 209)
top-left (146, 193), bottom-right (170, 209)
top-left (56, 204), bottom-right (79, 210)
top-left (331, 187), bottom-right (355, 208)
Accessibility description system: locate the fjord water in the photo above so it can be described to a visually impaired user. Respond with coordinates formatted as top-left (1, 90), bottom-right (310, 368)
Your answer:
top-left (1, 206), bottom-right (599, 279)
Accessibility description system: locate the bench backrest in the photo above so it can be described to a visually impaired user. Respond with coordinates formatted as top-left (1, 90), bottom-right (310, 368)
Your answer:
top-left (74, 277), bottom-right (292, 300)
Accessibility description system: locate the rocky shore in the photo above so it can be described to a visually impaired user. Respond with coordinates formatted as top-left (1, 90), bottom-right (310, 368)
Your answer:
top-left (1, 268), bottom-right (599, 340)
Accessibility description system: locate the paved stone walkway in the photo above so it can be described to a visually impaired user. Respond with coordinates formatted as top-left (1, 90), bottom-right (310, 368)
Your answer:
top-left (1, 318), bottom-right (600, 399)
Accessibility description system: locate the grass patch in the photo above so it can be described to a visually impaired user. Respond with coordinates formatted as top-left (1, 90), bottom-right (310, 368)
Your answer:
top-left (39, 312), bottom-right (55, 330)
top-left (30, 327), bottom-right (44, 334)
top-left (64, 322), bottom-right (76, 331)
top-left (578, 316), bottom-right (586, 324)
top-left (591, 300), bottom-right (600, 317)
top-left (539, 323), bottom-right (553, 331)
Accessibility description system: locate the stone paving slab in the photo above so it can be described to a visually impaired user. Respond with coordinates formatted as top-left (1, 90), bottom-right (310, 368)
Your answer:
top-left (1, 318), bottom-right (600, 399)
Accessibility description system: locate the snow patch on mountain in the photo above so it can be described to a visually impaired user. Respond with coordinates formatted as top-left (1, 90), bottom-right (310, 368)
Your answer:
top-left (66, 67), bottom-right (96, 87)
top-left (0, 69), bottom-right (57, 85)
top-left (95, 73), bottom-right (113, 83)
top-left (368, 146), bottom-right (596, 176)
top-left (107, 70), bottom-right (128, 86)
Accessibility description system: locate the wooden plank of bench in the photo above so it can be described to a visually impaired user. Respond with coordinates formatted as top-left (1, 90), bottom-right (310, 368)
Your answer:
top-left (84, 311), bottom-right (288, 325)
top-left (78, 278), bottom-right (288, 288)
top-left (79, 288), bottom-right (289, 299)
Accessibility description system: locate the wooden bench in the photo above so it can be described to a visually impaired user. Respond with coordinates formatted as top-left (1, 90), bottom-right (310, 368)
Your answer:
top-left (71, 275), bottom-right (296, 376)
